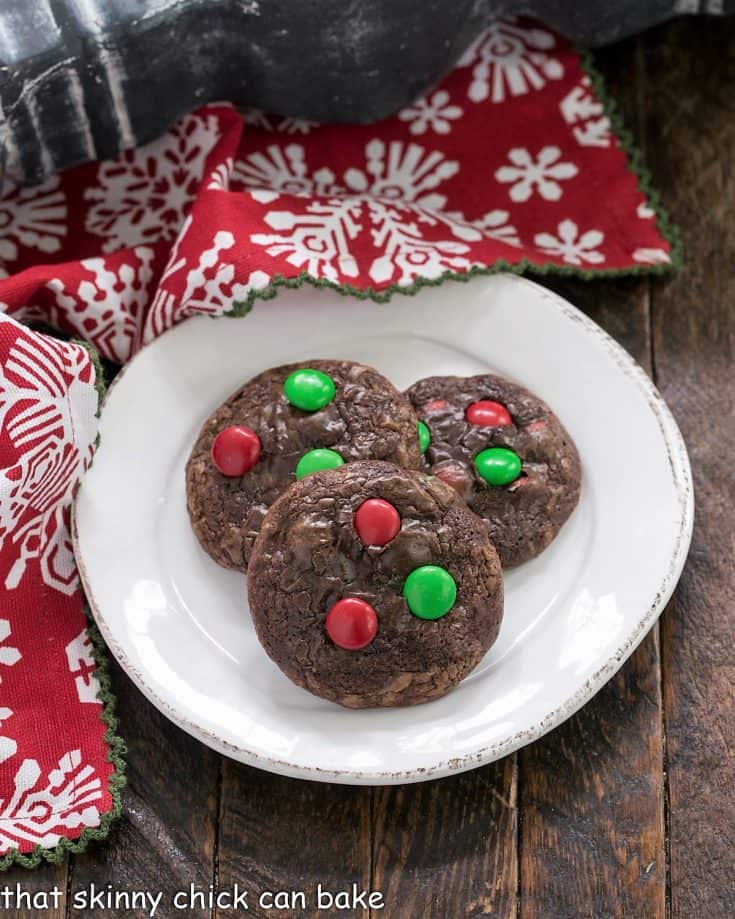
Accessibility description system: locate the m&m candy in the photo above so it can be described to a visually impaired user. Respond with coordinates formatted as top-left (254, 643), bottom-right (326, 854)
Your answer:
top-left (211, 426), bottom-right (261, 476)
top-left (403, 565), bottom-right (457, 620)
top-left (326, 597), bottom-right (378, 649)
top-left (466, 400), bottom-right (512, 427)
top-left (284, 368), bottom-right (336, 412)
top-left (355, 498), bottom-right (401, 546)
top-left (474, 447), bottom-right (522, 486)
top-left (417, 420), bottom-right (431, 454)
top-left (434, 462), bottom-right (471, 497)
top-left (295, 448), bottom-right (344, 479)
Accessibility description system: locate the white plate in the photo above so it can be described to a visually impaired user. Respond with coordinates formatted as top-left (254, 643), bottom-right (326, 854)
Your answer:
top-left (73, 274), bottom-right (693, 785)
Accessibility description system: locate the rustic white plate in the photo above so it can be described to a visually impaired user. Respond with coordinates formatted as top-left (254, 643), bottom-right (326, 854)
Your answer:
top-left (73, 274), bottom-right (693, 784)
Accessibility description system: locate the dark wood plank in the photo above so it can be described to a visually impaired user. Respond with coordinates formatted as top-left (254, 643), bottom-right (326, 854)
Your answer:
top-left (518, 36), bottom-right (666, 919)
top-left (68, 662), bottom-right (220, 919)
top-left (217, 762), bottom-right (371, 918)
top-left (372, 758), bottom-right (518, 919)
top-left (0, 861), bottom-right (67, 918)
top-left (519, 632), bottom-right (665, 919)
top-left (643, 17), bottom-right (735, 919)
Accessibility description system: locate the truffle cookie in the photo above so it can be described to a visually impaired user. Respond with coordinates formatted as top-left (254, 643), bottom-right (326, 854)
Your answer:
top-left (247, 461), bottom-right (503, 708)
top-left (406, 374), bottom-right (581, 568)
top-left (186, 360), bottom-right (422, 571)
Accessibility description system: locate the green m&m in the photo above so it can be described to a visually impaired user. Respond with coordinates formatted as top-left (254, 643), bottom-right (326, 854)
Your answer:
top-left (417, 420), bottom-right (431, 454)
top-left (295, 448), bottom-right (344, 480)
top-left (403, 565), bottom-right (457, 620)
top-left (474, 446), bottom-right (522, 486)
top-left (284, 368), bottom-right (336, 412)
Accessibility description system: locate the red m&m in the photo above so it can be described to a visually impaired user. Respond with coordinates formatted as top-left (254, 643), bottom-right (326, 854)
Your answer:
top-left (325, 597), bottom-right (378, 650)
top-left (354, 499), bottom-right (401, 547)
top-left (434, 462), bottom-right (471, 497)
top-left (211, 426), bottom-right (261, 476)
top-left (465, 400), bottom-right (512, 427)
top-left (422, 399), bottom-right (448, 413)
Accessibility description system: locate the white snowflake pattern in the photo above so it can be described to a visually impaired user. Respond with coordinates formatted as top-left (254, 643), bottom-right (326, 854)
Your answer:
top-left (65, 631), bottom-right (101, 704)
top-left (239, 140), bottom-right (523, 287)
top-left (457, 18), bottom-right (563, 104)
top-left (0, 706), bottom-right (16, 766)
top-left (467, 209), bottom-right (521, 248)
top-left (46, 247), bottom-right (155, 362)
top-left (365, 202), bottom-right (481, 286)
top-left (637, 201), bottom-right (655, 220)
top-left (0, 749), bottom-right (103, 853)
top-left (343, 139), bottom-right (459, 209)
top-left (559, 76), bottom-right (612, 148)
top-left (0, 620), bottom-right (21, 683)
top-left (145, 216), bottom-right (270, 341)
top-left (495, 146), bottom-right (578, 202)
top-left (633, 247), bottom-right (670, 264)
top-left (398, 91), bottom-right (463, 136)
top-left (534, 219), bottom-right (605, 265)
top-left (253, 198), bottom-right (362, 281)
top-left (85, 112), bottom-right (221, 251)
top-left (0, 177), bottom-right (67, 277)
top-left (234, 144), bottom-right (339, 200)
top-left (207, 158), bottom-right (234, 191)
top-left (0, 323), bottom-right (99, 592)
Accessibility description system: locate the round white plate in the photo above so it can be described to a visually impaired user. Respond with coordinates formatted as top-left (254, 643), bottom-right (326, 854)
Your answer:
top-left (73, 274), bottom-right (693, 785)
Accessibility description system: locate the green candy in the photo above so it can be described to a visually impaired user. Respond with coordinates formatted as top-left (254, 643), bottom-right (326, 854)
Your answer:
top-left (474, 446), bottom-right (522, 486)
top-left (295, 448), bottom-right (344, 480)
top-left (284, 368), bottom-right (336, 412)
top-left (417, 420), bottom-right (431, 454)
top-left (403, 565), bottom-right (457, 620)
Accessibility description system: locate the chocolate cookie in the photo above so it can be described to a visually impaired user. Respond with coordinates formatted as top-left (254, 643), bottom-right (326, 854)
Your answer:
top-left (247, 461), bottom-right (504, 708)
top-left (186, 360), bottom-right (422, 571)
top-left (406, 374), bottom-right (581, 568)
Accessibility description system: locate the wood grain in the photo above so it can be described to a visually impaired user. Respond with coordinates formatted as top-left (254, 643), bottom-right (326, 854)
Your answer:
top-left (371, 758), bottom-right (518, 919)
top-left (0, 861), bottom-right (67, 918)
top-left (217, 762), bottom-right (371, 918)
top-left (644, 17), bottom-right (735, 919)
top-left (68, 663), bottom-right (220, 919)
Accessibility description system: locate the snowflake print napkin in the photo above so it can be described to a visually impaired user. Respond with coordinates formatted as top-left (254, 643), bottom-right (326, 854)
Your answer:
top-left (0, 323), bottom-right (122, 867)
top-left (0, 17), bottom-right (676, 866)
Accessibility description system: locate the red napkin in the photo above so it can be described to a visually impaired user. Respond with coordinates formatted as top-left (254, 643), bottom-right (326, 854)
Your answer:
top-left (0, 17), bottom-right (676, 865)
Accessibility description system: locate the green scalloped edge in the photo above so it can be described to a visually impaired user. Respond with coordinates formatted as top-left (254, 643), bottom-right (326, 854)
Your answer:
top-left (226, 46), bottom-right (681, 318)
top-left (0, 342), bottom-right (127, 871)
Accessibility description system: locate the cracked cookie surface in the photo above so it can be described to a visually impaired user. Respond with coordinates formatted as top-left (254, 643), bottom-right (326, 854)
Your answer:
top-left (186, 360), bottom-right (422, 571)
top-left (406, 373), bottom-right (581, 568)
top-left (247, 461), bottom-right (503, 708)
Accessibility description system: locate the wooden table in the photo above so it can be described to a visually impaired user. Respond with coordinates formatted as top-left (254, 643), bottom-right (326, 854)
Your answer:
top-left (7, 16), bottom-right (735, 918)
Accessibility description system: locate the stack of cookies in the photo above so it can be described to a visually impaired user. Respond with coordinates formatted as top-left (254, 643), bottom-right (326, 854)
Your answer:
top-left (186, 360), bottom-right (581, 708)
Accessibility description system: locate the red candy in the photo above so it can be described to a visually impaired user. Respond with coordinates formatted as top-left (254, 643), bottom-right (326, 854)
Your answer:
top-left (422, 399), bottom-right (448, 413)
top-left (325, 598), bottom-right (378, 650)
top-left (211, 425), bottom-right (262, 476)
top-left (354, 498), bottom-right (401, 546)
top-left (434, 463), bottom-right (471, 498)
top-left (465, 400), bottom-right (512, 427)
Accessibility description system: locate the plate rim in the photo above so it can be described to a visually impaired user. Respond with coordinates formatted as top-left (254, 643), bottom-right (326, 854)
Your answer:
top-left (72, 273), bottom-right (694, 785)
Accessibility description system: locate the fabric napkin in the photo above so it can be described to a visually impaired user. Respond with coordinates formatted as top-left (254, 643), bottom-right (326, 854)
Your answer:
top-left (0, 16), bottom-right (676, 866)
